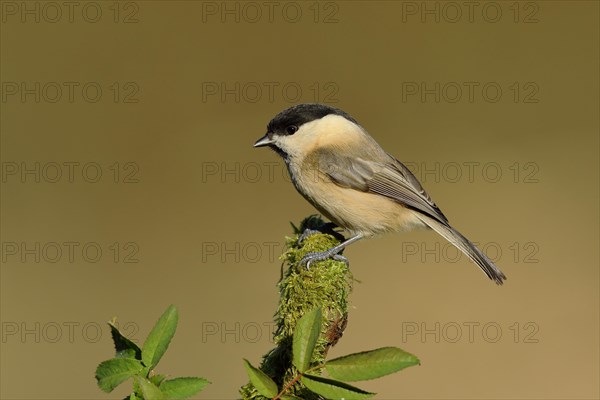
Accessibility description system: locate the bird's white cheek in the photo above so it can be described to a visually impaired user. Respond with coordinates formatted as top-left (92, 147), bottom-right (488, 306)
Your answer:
top-left (274, 136), bottom-right (301, 159)
top-left (273, 137), bottom-right (289, 154)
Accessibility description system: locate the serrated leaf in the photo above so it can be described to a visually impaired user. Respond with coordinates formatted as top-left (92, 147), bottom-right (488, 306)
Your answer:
top-left (325, 347), bottom-right (419, 382)
top-left (136, 376), bottom-right (165, 400)
top-left (301, 374), bottom-right (374, 400)
top-left (95, 358), bottom-right (144, 393)
top-left (243, 359), bottom-right (278, 398)
top-left (109, 320), bottom-right (142, 360)
top-left (292, 308), bottom-right (322, 372)
top-left (160, 377), bottom-right (210, 399)
top-left (142, 305), bottom-right (178, 369)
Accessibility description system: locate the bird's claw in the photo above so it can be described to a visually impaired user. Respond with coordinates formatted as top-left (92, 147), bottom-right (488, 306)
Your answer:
top-left (332, 254), bottom-right (349, 265)
top-left (300, 251), bottom-right (349, 270)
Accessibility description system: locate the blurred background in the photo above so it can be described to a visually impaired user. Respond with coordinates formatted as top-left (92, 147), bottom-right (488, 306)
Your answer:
top-left (1, 1), bottom-right (598, 399)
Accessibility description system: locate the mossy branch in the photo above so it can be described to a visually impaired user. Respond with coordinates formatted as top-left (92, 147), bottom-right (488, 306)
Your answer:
top-left (240, 216), bottom-right (353, 399)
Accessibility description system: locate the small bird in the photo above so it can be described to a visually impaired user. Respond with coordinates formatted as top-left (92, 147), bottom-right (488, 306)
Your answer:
top-left (254, 104), bottom-right (506, 285)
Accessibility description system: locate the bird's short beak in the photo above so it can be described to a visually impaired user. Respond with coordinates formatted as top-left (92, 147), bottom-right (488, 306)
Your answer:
top-left (254, 134), bottom-right (274, 148)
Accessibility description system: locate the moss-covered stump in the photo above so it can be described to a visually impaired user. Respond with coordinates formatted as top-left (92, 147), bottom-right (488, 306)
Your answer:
top-left (240, 216), bottom-right (353, 400)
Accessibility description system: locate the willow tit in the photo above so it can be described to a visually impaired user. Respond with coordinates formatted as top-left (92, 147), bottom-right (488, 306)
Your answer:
top-left (254, 104), bottom-right (506, 285)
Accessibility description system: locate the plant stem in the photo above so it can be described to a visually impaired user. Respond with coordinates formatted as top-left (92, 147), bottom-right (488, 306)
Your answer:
top-left (273, 373), bottom-right (302, 400)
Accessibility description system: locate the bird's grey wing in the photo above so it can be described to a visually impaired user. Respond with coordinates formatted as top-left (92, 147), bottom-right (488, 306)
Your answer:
top-left (316, 149), bottom-right (448, 225)
top-left (315, 148), bottom-right (506, 284)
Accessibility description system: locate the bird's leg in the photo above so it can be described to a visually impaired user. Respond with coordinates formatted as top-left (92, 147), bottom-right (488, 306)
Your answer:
top-left (300, 233), bottom-right (364, 269)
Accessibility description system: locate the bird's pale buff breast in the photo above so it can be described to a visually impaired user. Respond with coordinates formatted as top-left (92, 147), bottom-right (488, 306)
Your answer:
top-left (286, 154), bottom-right (424, 236)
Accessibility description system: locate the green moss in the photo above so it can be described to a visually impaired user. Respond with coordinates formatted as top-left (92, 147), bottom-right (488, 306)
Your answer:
top-left (240, 216), bottom-right (353, 399)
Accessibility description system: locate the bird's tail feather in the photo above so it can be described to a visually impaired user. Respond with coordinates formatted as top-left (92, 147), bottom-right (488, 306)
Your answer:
top-left (415, 214), bottom-right (507, 285)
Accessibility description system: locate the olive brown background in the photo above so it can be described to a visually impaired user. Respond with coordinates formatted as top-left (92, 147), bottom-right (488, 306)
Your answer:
top-left (1, 1), bottom-right (598, 399)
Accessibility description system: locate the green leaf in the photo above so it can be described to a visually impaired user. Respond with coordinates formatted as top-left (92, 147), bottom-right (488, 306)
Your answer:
top-left (301, 374), bottom-right (374, 400)
top-left (118, 349), bottom-right (138, 359)
top-left (325, 347), bottom-right (420, 382)
top-left (142, 305), bottom-right (179, 369)
top-left (132, 375), bottom-right (147, 399)
top-left (149, 374), bottom-right (167, 387)
top-left (109, 319), bottom-right (142, 360)
top-left (160, 377), bottom-right (210, 399)
top-left (280, 396), bottom-right (303, 400)
top-left (96, 358), bottom-right (144, 393)
top-left (136, 376), bottom-right (165, 400)
top-left (292, 308), bottom-right (322, 372)
top-left (128, 393), bottom-right (137, 400)
top-left (243, 359), bottom-right (278, 398)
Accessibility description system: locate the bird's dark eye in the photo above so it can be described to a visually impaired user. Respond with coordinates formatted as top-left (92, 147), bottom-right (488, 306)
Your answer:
top-left (286, 125), bottom-right (298, 135)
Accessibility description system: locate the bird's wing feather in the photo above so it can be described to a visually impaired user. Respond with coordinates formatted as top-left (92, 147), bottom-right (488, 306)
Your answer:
top-left (316, 149), bottom-right (448, 225)
top-left (313, 148), bottom-right (506, 284)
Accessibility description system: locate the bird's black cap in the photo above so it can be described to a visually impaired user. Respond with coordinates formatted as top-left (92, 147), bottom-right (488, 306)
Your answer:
top-left (266, 103), bottom-right (358, 135)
